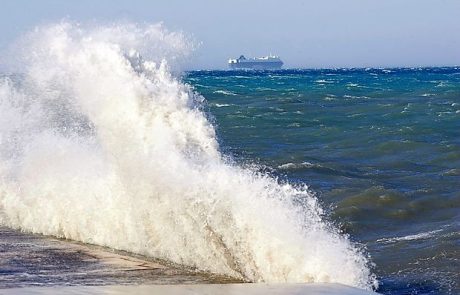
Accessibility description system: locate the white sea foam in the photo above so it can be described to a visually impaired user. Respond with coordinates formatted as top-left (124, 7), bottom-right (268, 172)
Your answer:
top-left (343, 95), bottom-right (370, 99)
top-left (324, 96), bottom-right (336, 101)
top-left (213, 90), bottom-right (237, 96)
top-left (376, 229), bottom-right (443, 244)
top-left (287, 123), bottom-right (301, 128)
top-left (314, 79), bottom-right (334, 84)
top-left (435, 81), bottom-right (449, 88)
top-left (0, 22), bottom-right (375, 290)
top-left (214, 103), bottom-right (232, 108)
top-left (346, 83), bottom-right (359, 87)
top-left (278, 162), bottom-right (317, 170)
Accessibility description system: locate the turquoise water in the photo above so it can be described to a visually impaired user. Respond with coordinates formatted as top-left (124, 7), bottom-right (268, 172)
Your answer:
top-left (185, 68), bottom-right (460, 294)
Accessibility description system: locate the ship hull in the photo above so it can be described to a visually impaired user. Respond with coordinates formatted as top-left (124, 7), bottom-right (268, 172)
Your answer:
top-left (229, 61), bottom-right (283, 70)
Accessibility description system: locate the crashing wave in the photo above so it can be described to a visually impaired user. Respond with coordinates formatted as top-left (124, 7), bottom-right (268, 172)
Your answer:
top-left (0, 22), bottom-right (376, 290)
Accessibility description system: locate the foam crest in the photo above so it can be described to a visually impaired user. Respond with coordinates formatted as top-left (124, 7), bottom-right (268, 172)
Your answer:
top-left (0, 22), bottom-right (375, 290)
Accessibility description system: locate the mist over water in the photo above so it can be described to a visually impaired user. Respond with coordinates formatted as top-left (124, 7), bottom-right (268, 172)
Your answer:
top-left (0, 23), bottom-right (375, 289)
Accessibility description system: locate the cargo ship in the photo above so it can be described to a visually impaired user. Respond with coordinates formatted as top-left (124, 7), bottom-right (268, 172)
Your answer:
top-left (228, 55), bottom-right (283, 70)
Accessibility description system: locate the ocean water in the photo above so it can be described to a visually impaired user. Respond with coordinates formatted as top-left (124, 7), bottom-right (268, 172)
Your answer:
top-left (185, 68), bottom-right (460, 294)
top-left (0, 22), bottom-right (458, 295)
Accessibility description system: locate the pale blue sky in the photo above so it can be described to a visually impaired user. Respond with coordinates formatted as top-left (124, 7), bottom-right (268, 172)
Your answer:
top-left (1, 0), bottom-right (459, 69)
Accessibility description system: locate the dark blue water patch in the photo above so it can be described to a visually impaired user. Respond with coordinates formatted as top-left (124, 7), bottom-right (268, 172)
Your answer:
top-left (185, 68), bottom-right (460, 295)
top-left (377, 277), bottom-right (445, 295)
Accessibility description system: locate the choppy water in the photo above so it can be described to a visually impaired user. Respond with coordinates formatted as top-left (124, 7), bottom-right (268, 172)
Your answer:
top-left (185, 68), bottom-right (460, 294)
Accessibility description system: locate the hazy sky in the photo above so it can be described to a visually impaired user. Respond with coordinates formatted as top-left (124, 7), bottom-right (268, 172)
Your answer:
top-left (1, 0), bottom-right (459, 69)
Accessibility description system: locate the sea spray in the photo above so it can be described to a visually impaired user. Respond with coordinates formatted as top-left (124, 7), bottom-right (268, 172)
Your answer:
top-left (0, 22), bottom-right (376, 289)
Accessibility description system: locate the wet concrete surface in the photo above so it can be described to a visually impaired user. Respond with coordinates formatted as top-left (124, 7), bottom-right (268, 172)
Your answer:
top-left (1, 283), bottom-right (376, 295)
top-left (0, 227), bottom-right (239, 288)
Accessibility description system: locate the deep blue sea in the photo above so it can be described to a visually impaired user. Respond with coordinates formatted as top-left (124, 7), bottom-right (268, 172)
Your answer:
top-left (185, 68), bottom-right (460, 295)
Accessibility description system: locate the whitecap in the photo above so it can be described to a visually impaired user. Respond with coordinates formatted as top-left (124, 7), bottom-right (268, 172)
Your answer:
top-left (278, 162), bottom-right (317, 170)
top-left (376, 229), bottom-right (443, 244)
top-left (213, 90), bottom-right (237, 96)
top-left (214, 103), bottom-right (232, 107)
